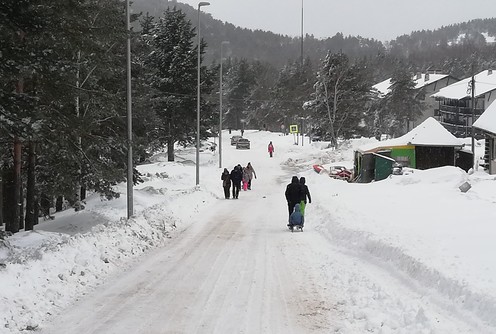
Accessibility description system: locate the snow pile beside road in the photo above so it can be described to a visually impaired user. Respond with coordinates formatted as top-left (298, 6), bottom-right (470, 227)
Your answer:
top-left (0, 205), bottom-right (177, 332)
top-left (308, 165), bottom-right (496, 328)
top-left (0, 158), bottom-right (217, 333)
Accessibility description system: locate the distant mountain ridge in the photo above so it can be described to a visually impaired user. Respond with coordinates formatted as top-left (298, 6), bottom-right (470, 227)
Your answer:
top-left (132, 0), bottom-right (496, 76)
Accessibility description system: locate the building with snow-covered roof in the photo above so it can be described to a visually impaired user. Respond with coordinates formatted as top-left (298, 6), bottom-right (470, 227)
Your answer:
top-left (473, 99), bottom-right (496, 174)
top-left (431, 69), bottom-right (496, 138)
top-left (372, 72), bottom-right (458, 133)
top-left (354, 117), bottom-right (472, 182)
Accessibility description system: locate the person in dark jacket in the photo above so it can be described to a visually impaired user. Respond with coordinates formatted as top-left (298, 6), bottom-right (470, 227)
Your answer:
top-left (230, 165), bottom-right (243, 199)
top-left (299, 177), bottom-right (312, 215)
top-left (285, 176), bottom-right (302, 218)
top-left (221, 168), bottom-right (231, 199)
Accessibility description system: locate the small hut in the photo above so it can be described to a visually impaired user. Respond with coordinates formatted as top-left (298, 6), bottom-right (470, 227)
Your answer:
top-left (354, 117), bottom-right (471, 183)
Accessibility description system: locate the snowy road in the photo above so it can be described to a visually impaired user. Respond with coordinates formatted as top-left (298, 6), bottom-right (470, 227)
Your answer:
top-left (41, 167), bottom-right (334, 333)
top-left (40, 178), bottom-right (488, 333)
top-left (36, 132), bottom-right (495, 333)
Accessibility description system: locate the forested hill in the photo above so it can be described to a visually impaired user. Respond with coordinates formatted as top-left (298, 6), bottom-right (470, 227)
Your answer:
top-left (390, 18), bottom-right (496, 53)
top-left (388, 18), bottom-right (496, 56)
top-left (132, 0), bottom-right (386, 67)
top-left (133, 0), bottom-right (496, 77)
top-left (387, 18), bottom-right (496, 78)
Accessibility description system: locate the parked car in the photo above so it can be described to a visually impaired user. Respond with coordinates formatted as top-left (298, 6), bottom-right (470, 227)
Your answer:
top-left (236, 138), bottom-right (250, 149)
top-left (230, 135), bottom-right (243, 145)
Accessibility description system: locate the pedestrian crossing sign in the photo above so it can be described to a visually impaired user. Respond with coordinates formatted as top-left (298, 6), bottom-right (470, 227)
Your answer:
top-left (289, 124), bottom-right (298, 133)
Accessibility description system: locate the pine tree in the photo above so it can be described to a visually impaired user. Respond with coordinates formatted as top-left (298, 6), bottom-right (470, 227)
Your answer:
top-left (34, 0), bottom-right (132, 201)
top-left (269, 57), bottom-right (314, 132)
top-left (381, 64), bottom-right (423, 136)
top-left (239, 60), bottom-right (278, 130)
top-left (1, 0), bottom-right (53, 231)
top-left (223, 58), bottom-right (257, 131)
top-left (310, 52), bottom-right (371, 147)
top-left (142, 7), bottom-right (216, 162)
top-left (1, 0), bottom-right (134, 231)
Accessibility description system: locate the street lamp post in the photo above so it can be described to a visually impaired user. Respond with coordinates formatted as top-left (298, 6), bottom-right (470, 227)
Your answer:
top-left (219, 41), bottom-right (230, 169)
top-left (301, 0), bottom-right (304, 66)
top-left (125, 0), bottom-right (133, 218)
top-left (196, 1), bottom-right (210, 185)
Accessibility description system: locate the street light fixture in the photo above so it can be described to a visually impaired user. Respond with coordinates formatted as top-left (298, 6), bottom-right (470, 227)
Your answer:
top-left (219, 40), bottom-right (230, 169)
top-left (196, 1), bottom-right (210, 185)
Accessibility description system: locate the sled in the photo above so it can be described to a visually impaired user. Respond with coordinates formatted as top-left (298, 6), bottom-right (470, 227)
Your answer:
top-left (288, 224), bottom-right (303, 232)
top-left (313, 164), bottom-right (325, 174)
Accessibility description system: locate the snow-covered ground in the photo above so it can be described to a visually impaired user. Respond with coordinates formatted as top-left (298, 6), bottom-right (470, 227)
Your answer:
top-left (1, 130), bottom-right (495, 333)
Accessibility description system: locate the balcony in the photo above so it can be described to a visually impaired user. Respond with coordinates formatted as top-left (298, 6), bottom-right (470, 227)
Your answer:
top-left (439, 121), bottom-right (485, 139)
top-left (439, 104), bottom-right (485, 116)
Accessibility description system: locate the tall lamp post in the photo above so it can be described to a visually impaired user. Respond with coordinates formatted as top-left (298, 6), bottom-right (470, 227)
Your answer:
top-left (219, 41), bottom-right (230, 169)
top-left (301, 0), bottom-right (304, 66)
top-left (125, 0), bottom-right (133, 218)
top-left (196, 1), bottom-right (210, 185)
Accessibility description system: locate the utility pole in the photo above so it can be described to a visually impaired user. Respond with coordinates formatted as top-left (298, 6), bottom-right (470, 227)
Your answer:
top-left (300, 0), bottom-right (305, 145)
top-left (471, 64), bottom-right (476, 161)
top-left (126, 0), bottom-right (134, 218)
top-left (301, 0), bottom-right (304, 66)
top-left (219, 41), bottom-right (229, 169)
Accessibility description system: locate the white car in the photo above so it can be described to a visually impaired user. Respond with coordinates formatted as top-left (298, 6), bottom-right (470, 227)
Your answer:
top-left (235, 138), bottom-right (250, 149)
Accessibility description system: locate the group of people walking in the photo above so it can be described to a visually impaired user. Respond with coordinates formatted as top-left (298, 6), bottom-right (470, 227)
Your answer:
top-left (221, 162), bottom-right (257, 199)
top-left (285, 176), bottom-right (311, 228)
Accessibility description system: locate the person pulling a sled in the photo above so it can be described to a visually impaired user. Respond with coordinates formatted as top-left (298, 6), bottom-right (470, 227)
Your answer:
top-left (288, 203), bottom-right (304, 231)
top-left (285, 176), bottom-right (302, 218)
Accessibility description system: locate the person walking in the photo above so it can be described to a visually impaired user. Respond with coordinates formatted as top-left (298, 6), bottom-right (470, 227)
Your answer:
top-left (285, 176), bottom-right (302, 219)
top-left (245, 162), bottom-right (257, 190)
top-left (268, 141), bottom-right (274, 157)
top-left (221, 168), bottom-right (231, 199)
top-left (299, 177), bottom-right (312, 215)
top-left (242, 167), bottom-right (249, 191)
top-left (230, 165), bottom-right (242, 199)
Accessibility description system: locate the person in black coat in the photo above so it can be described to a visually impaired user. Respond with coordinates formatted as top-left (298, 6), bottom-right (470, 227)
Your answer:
top-left (285, 176), bottom-right (302, 218)
top-left (221, 168), bottom-right (231, 199)
top-left (230, 165), bottom-right (243, 199)
top-left (299, 177), bottom-right (312, 215)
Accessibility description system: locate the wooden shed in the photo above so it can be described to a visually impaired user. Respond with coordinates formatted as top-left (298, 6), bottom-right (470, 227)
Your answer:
top-left (354, 117), bottom-right (471, 182)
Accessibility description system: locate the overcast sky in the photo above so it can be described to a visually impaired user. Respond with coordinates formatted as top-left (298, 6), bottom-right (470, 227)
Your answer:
top-left (179, 0), bottom-right (496, 41)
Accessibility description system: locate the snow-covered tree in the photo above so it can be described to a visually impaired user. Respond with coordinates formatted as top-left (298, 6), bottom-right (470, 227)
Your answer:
top-left (380, 64), bottom-right (423, 137)
top-left (310, 52), bottom-right (371, 147)
top-left (1, 0), bottom-right (134, 232)
top-left (268, 57), bottom-right (314, 132)
top-left (142, 7), bottom-right (216, 161)
top-left (223, 58), bottom-right (257, 131)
